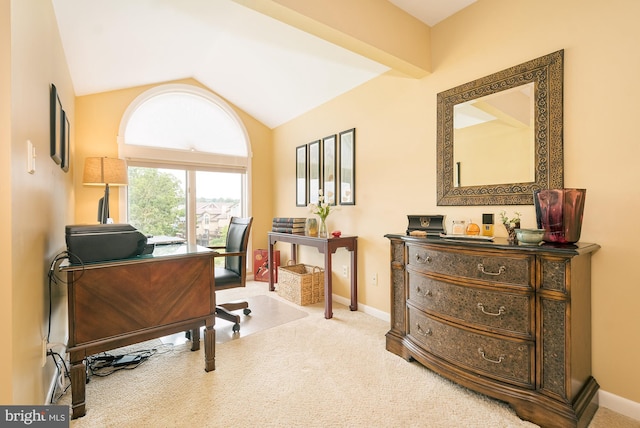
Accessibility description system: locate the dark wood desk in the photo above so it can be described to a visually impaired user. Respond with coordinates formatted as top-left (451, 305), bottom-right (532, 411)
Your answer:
top-left (267, 232), bottom-right (357, 319)
top-left (62, 244), bottom-right (216, 419)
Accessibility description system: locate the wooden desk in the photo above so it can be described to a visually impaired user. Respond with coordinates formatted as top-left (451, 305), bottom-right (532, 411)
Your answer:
top-left (62, 244), bottom-right (216, 419)
top-left (267, 232), bottom-right (357, 319)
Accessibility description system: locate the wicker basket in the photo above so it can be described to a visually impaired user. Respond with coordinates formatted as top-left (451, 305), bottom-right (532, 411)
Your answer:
top-left (277, 263), bottom-right (324, 306)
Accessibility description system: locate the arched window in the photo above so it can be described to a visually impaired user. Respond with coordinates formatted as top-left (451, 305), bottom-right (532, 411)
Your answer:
top-left (118, 84), bottom-right (251, 246)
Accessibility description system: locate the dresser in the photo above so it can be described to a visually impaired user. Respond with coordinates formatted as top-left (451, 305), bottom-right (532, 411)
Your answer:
top-left (385, 234), bottom-right (600, 428)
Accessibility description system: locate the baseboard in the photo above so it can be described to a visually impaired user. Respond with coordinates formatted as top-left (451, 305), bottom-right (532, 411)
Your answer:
top-left (44, 361), bottom-right (59, 405)
top-left (599, 390), bottom-right (640, 422)
top-left (332, 294), bottom-right (390, 322)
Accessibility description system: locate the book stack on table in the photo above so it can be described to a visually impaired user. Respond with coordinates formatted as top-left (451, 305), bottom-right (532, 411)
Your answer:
top-left (272, 217), bottom-right (307, 234)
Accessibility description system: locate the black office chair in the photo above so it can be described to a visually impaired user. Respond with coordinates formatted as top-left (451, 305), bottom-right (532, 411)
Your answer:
top-left (208, 216), bottom-right (253, 332)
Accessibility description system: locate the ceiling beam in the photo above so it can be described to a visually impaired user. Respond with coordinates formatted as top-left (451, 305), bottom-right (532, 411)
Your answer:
top-left (233, 0), bottom-right (431, 78)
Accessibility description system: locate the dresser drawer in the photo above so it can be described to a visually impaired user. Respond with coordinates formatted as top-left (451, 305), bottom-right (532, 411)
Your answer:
top-left (408, 271), bottom-right (533, 338)
top-left (407, 244), bottom-right (533, 288)
top-left (408, 307), bottom-right (534, 388)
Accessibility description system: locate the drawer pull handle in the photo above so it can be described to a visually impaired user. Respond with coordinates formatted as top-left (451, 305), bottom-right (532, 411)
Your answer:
top-left (416, 286), bottom-right (432, 297)
top-left (416, 324), bottom-right (432, 336)
top-left (477, 263), bottom-right (506, 276)
top-left (477, 303), bottom-right (506, 317)
top-left (415, 254), bottom-right (432, 264)
top-left (478, 348), bottom-right (505, 364)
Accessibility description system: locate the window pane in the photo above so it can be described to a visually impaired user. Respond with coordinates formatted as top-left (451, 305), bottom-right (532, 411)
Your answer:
top-left (195, 171), bottom-right (242, 247)
top-left (127, 166), bottom-right (186, 238)
top-left (125, 92), bottom-right (247, 156)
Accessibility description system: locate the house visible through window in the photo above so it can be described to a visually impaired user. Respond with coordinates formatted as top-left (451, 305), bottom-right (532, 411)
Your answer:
top-left (118, 84), bottom-right (250, 247)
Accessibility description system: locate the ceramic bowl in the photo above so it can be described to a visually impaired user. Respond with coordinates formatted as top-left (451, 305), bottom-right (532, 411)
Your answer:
top-left (515, 228), bottom-right (546, 245)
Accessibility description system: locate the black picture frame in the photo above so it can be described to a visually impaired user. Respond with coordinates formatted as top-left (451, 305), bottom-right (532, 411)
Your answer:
top-left (308, 140), bottom-right (321, 204)
top-left (339, 128), bottom-right (356, 205)
top-left (296, 144), bottom-right (307, 207)
top-left (322, 134), bottom-right (337, 205)
top-left (50, 84), bottom-right (63, 165)
top-left (61, 110), bottom-right (70, 172)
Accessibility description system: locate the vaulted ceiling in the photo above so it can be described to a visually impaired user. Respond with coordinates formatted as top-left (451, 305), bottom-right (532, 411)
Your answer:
top-left (52, 0), bottom-right (476, 128)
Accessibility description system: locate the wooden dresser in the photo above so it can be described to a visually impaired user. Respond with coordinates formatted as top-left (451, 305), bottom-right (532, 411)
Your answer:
top-left (385, 234), bottom-right (600, 428)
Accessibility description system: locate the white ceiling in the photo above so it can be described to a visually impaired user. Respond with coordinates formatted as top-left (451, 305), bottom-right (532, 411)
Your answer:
top-left (52, 0), bottom-right (476, 128)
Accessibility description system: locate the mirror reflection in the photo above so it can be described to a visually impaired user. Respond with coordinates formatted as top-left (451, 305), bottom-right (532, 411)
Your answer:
top-left (437, 50), bottom-right (564, 206)
top-left (454, 83), bottom-right (535, 187)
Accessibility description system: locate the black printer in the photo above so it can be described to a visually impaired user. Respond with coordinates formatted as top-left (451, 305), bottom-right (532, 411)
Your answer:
top-left (65, 224), bottom-right (153, 263)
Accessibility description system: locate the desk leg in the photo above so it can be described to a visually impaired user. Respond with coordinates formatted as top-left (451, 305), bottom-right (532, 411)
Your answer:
top-left (350, 242), bottom-right (358, 311)
top-left (190, 327), bottom-right (200, 351)
top-left (324, 251), bottom-right (333, 319)
top-left (69, 352), bottom-right (86, 419)
top-left (204, 318), bottom-right (215, 372)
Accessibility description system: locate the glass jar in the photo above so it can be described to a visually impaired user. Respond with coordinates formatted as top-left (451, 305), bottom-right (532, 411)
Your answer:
top-left (451, 220), bottom-right (466, 235)
top-left (305, 218), bottom-right (318, 237)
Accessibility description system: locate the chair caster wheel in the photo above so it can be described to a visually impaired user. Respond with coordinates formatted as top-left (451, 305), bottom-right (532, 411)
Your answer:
top-left (243, 308), bottom-right (252, 315)
top-left (232, 324), bottom-right (240, 333)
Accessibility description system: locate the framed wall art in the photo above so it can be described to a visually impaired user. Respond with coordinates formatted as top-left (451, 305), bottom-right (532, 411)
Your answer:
top-left (339, 128), bottom-right (356, 205)
top-left (296, 144), bottom-right (307, 207)
top-left (322, 134), bottom-right (336, 205)
top-left (61, 111), bottom-right (70, 172)
top-left (50, 84), bottom-right (63, 165)
top-left (308, 140), bottom-right (321, 204)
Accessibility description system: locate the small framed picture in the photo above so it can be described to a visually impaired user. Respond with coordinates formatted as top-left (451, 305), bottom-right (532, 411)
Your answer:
top-left (61, 111), bottom-right (70, 172)
top-left (50, 84), bottom-right (63, 165)
top-left (339, 128), bottom-right (356, 205)
top-left (296, 144), bottom-right (307, 207)
top-left (308, 140), bottom-right (321, 204)
top-left (322, 134), bottom-right (337, 205)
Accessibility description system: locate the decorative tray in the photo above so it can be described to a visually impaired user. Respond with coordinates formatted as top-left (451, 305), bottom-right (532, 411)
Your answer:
top-left (439, 233), bottom-right (494, 242)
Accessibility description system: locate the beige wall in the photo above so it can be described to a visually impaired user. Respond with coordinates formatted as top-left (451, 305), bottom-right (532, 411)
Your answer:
top-left (5, 0), bottom-right (639, 411)
top-left (271, 0), bottom-right (640, 405)
top-left (74, 79), bottom-right (275, 254)
top-left (0, 0), bottom-right (13, 404)
top-left (3, 0), bottom-right (75, 404)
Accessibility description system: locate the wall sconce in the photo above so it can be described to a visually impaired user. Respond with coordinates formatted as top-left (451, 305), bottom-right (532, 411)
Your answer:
top-left (83, 157), bottom-right (128, 224)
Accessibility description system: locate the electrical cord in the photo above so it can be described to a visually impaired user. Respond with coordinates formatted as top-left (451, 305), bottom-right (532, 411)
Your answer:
top-left (48, 350), bottom-right (70, 404)
top-left (46, 251), bottom-right (84, 342)
top-left (86, 349), bottom-right (156, 378)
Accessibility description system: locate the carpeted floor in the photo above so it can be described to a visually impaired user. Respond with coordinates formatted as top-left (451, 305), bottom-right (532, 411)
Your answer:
top-left (59, 281), bottom-right (639, 427)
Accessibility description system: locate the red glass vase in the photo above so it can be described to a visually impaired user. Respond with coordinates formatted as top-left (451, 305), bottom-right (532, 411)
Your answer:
top-left (534, 189), bottom-right (586, 244)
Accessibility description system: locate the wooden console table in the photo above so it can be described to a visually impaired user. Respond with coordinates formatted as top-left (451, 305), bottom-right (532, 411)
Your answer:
top-left (62, 244), bottom-right (216, 419)
top-left (267, 232), bottom-right (358, 319)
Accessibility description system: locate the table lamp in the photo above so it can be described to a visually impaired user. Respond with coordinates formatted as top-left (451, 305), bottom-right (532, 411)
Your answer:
top-left (83, 157), bottom-right (128, 224)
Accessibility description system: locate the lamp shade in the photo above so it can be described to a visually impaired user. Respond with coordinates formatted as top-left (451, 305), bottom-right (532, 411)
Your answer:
top-left (83, 157), bottom-right (128, 186)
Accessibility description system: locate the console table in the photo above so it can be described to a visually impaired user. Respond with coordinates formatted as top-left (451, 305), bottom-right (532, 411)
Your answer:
top-left (267, 232), bottom-right (358, 319)
top-left (62, 244), bottom-right (216, 419)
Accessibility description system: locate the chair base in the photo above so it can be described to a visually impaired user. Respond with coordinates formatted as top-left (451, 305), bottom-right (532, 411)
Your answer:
top-left (216, 301), bottom-right (251, 332)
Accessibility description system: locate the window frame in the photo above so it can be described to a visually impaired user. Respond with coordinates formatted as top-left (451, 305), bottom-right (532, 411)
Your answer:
top-left (117, 84), bottom-right (252, 244)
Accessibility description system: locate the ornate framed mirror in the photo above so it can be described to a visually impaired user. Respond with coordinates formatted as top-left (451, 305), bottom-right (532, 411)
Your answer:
top-left (437, 50), bottom-right (564, 206)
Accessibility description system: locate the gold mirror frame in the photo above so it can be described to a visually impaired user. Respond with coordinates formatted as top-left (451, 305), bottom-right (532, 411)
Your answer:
top-left (437, 50), bottom-right (564, 206)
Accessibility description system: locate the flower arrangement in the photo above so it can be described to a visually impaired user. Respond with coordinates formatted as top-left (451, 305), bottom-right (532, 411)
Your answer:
top-left (499, 210), bottom-right (522, 227)
top-left (308, 190), bottom-right (335, 221)
top-left (308, 190), bottom-right (337, 237)
top-left (500, 210), bottom-right (521, 244)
